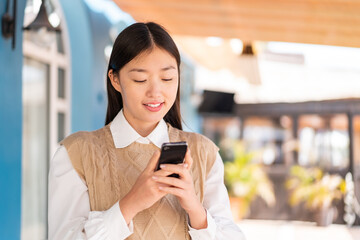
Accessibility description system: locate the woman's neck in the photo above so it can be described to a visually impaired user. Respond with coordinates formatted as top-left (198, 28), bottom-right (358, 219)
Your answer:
top-left (134, 123), bottom-right (157, 137)
top-left (122, 111), bottom-right (158, 137)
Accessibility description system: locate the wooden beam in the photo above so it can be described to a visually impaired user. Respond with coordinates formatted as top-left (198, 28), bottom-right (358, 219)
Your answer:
top-left (234, 99), bottom-right (360, 117)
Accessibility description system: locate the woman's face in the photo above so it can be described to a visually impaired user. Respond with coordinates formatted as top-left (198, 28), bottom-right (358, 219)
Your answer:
top-left (117, 47), bottom-right (179, 133)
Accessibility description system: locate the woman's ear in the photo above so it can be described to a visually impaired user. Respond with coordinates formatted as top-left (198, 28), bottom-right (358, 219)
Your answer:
top-left (108, 69), bottom-right (122, 93)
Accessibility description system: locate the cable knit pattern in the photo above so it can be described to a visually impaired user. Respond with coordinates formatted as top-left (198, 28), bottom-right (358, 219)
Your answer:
top-left (61, 123), bottom-right (218, 240)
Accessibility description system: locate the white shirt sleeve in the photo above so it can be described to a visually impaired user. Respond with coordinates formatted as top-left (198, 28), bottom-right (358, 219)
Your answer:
top-left (188, 152), bottom-right (246, 240)
top-left (48, 146), bottom-right (133, 240)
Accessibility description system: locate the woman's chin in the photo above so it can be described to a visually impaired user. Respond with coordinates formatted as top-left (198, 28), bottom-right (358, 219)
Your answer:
top-left (142, 108), bottom-right (168, 120)
top-left (140, 113), bottom-right (165, 125)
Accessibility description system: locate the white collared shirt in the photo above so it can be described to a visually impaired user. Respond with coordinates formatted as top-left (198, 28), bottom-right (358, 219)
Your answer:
top-left (110, 110), bottom-right (169, 148)
top-left (48, 110), bottom-right (245, 240)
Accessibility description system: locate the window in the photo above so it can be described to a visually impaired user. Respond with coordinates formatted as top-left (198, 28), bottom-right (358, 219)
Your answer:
top-left (57, 68), bottom-right (65, 99)
top-left (353, 115), bottom-right (360, 201)
top-left (22, 0), bottom-right (70, 239)
top-left (298, 114), bottom-right (349, 169)
top-left (22, 58), bottom-right (49, 239)
top-left (242, 116), bottom-right (294, 165)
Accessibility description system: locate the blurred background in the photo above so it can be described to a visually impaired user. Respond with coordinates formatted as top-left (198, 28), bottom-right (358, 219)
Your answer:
top-left (1, 0), bottom-right (360, 239)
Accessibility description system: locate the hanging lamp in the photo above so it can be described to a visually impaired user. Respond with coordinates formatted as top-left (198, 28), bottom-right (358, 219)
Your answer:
top-left (23, 0), bottom-right (61, 32)
top-left (1, 0), bottom-right (17, 49)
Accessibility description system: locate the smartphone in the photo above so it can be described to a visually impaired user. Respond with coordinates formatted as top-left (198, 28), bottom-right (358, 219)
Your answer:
top-left (156, 141), bottom-right (188, 178)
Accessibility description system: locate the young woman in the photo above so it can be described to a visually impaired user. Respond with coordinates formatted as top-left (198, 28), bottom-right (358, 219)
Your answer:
top-left (48, 22), bottom-right (245, 240)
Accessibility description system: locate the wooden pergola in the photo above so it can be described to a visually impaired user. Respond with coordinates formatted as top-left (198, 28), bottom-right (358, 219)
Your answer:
top-left (113, 0), bottom-right (360, 48)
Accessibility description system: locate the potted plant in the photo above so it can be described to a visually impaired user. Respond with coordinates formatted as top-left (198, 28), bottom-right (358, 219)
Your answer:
top-left (223, 140), bottom-right (276, 220)
top-left (285, 165), bottom-right (346, 226)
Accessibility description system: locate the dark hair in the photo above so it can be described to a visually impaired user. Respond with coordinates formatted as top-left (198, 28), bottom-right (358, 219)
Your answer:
top-left (105, 22), bottom-right (182, 130)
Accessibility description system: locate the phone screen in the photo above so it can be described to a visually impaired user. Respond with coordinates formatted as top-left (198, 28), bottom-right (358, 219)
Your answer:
top-left (156, 141), bottom-right (188, 178)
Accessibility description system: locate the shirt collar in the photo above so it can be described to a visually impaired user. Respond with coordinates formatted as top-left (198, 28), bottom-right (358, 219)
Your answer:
top-left (110, 110), bottom-right (169, 149)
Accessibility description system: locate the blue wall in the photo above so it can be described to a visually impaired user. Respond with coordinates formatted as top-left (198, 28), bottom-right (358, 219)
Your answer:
top-left (60, 0), bottom-right (113, 133)
top-left (0, 0), bottom-right (26, 239)
top-left (0, 1), bottom-right (200, 238)
top-left (0, 1), bottom-right (103, 238)
top-left (60, 0), bottom-right (100, 132)
top-left (85, 3), bottom-right (112, 129)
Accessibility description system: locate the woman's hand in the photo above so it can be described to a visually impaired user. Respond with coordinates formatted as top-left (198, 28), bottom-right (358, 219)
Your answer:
top-left (152, 150), bottom-right (208, 229)
top-left (119, 150), bottom-right (167, 224)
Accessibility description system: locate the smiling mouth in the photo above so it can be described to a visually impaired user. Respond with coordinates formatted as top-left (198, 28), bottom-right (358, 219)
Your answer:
top-left (143, 102), bottom-right (164, 112)
top-left (145, 103), bottom-right (162, 108)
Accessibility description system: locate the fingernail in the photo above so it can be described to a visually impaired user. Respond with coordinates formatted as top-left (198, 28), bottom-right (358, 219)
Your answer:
top-left (183, 163), bottom-right (188, 168)
top-left (160, 164), bottom-right (165, 169)
top-left (159, 186), bottom-right (163, 190)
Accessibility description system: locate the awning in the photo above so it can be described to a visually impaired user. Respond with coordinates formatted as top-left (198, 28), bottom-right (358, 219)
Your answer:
top-left (112, 0), bottom-right (360, 48)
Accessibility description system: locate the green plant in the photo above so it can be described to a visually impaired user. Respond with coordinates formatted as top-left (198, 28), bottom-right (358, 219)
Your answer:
top-left (223, 140), bottom-right (275, 217)
top-left (286, 165), bottom-right (346, 210)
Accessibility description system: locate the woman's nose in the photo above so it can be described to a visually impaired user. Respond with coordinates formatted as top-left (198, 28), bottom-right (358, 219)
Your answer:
top-left (146, 79), bottom-right (162, 97)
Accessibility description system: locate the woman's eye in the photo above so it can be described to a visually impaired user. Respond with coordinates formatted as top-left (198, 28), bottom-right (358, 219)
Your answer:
top-left (162, 78), bottom-right (173, 81)
top-left (133, 80), bottom-right (146, 83)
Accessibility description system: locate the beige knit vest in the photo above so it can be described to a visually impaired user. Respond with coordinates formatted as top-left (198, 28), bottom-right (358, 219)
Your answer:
top-left (61, 123), bottom-right (218, 240)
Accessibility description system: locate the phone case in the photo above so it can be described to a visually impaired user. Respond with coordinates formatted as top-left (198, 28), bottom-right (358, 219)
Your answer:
top-left (156, 141), bottom-right (188, 178)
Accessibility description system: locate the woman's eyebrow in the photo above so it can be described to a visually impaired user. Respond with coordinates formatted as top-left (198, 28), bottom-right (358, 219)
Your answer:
top-left (161, 66), bottom-right (176, 71)
top-left (128, 66), bottom-right (176, 73)
top-left (128, 68), bottom-right (147, 73)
